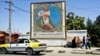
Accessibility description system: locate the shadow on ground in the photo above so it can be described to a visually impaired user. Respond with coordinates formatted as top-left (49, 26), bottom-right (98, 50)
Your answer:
top-left (4, 52), bottom-right (45, 56)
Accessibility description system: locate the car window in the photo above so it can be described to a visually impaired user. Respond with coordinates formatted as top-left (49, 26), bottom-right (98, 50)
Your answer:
top-left (31, 39), bottom-right (39, 42)
top-left (10, 40), bottom-right (18, 44)
top-left (24, 40), bottom-right (29, 43)
top-left (10, 39), bottom-right (30, 44)
top-left (18, 39), bottom-right (24, 43)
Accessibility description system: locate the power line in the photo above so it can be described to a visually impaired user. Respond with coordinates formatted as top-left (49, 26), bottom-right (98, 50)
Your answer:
top-left (12, 5), bottom-right (30, 13)
top-left (12, 3), bottom-right (66, 13)
top-left (2, 1), bottom-right (100, 14)
top-left (2, 1), bottom-right (66, 14)
top-left (3, 1), bottom-right (30, 20)
top-left (1, 1), bottom-right (30, 13)
top-left (13, 12), bottom-right (29, 21)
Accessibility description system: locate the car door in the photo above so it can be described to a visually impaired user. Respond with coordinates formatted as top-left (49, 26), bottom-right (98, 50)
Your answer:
top-left (7, 40), bottom-right (19, 51)
top-left (16, 39), bottom-right (29, 51)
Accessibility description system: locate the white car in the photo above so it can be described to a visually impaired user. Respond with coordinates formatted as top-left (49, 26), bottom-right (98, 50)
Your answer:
top-left (0, 38), bottom-right (47, 55)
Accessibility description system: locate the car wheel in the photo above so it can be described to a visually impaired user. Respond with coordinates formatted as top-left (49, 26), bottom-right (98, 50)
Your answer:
top-left (0, 48), bottom-right (2, 54)
top-left (35, 51), bottom-right (40, 54)
top-left (26, 48), bottom-right (33, 55)
top-left (1, 48), bottom-right (7, 54)
top-left (13, 51), bottom-right (17, 54)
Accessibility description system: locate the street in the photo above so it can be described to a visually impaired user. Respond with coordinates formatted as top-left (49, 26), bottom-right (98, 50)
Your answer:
top-left (0, 52), bottom-right (99, 56)
top-left (0, 47), bottom-right (100, 56)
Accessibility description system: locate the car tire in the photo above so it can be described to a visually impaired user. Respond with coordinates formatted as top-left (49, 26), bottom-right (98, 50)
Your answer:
top-left (0, 48), bottom-right (2, 54)
top-left (13, 51), bottom-right (17, 54)
top-left (1, 48), bottom-right (7, 54)
top-left (35, 51), bottom-right (40, 54)
top-left (26, 48), bottom-right (33, 55)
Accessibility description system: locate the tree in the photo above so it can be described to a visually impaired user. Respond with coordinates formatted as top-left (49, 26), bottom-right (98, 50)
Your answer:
top-left (86, 18), bottom-right (98, 46)
top-left (74, 16), bottom-right (85, 30)
top-left (95, 15), bottom-right (100, 25)
top-left (66, 12), bottom-right (86, 30)
top-left (86, 16), bottom-right (100, 46)
top-left (86, 18), bottom-right (93, 34)
top-left (66, 12), bottom-right (75, 30)
top-left (94, 15), bottom-right (100, 38)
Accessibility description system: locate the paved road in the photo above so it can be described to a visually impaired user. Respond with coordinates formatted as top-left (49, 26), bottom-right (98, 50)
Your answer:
top-left (0, 52), bottom-right (45, 56)
top-left (0, 51), bottom-right (100, 56)
top-left (0, 47), bottom-right (100, 56)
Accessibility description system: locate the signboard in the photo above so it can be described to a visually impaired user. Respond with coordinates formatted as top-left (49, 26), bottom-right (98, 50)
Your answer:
top-left (30, 1), bottom-right (66, 38)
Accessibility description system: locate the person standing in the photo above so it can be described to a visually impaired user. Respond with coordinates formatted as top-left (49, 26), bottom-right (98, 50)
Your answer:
top-left (86, 35), bottom-right (91, 49)
top-left (81, 36), bottom-right (86, 49)
top-left (72, 37), bottom-right (76, 48)
top-left (76, 36), bottom-right (81, 47)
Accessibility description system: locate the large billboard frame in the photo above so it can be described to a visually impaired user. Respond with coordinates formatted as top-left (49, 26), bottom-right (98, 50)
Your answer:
top-left (30, 1), bottom-right (66, 39)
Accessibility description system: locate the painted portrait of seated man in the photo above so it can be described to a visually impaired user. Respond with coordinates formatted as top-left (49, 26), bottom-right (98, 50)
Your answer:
top-left (37, 4), bottom-right (54, 30)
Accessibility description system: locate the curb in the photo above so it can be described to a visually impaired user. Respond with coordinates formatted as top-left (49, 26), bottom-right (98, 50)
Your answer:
top-left (44, 50), bottom-right (53, 53)
top-left (92, 51), bottom-right (100, 55)
top-left (58, 50), bottom-right (66, 53)
top-left (71, 50), bottom-right (92, 54)
top-left (71, 50), bottom-right (100, 55)
top-left (71, 51), bottom-right (86, 54)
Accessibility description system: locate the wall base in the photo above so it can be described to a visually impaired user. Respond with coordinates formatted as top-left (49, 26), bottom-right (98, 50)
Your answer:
top-left (36, 38), bottom-right (67, 47)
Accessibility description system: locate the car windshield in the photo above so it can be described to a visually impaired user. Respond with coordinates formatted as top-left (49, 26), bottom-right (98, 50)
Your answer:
top-left (31, 39), bottom-right (39, 42)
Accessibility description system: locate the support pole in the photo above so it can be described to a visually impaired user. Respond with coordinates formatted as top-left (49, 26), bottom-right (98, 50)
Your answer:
top-left (8, 0), bottom-right (12, 43)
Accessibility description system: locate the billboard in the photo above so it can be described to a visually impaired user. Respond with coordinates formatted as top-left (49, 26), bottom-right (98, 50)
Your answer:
top-left (30, 1), bottom-right (66, 38)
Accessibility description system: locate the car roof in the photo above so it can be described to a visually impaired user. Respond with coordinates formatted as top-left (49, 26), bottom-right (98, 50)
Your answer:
top-left (18, 36), bottom-right (30, 39)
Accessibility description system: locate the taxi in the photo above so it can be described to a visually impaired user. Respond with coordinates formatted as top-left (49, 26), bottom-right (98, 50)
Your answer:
top-left (0, 38), bottom-right (47, 55)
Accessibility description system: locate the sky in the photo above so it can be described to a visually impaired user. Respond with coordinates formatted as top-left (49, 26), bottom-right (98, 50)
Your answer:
top-left (0, 0), bottom-right (100, 34)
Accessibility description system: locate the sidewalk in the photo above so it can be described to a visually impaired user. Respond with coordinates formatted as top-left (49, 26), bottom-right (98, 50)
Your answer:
top-left (45, 47), bottom-right (100, 55)
top-left (70, 47), bottom-right (100, 55)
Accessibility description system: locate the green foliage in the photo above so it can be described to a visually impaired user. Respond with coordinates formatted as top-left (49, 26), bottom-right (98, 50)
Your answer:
top-left (95, 15), bottom-right (100, 25)
top-left (66, 12), bottom-right (86, 30)
top-left (94, 15), bottom-right (100, 38)
top-left (86, 15), bottom-right (100, 39)
top-left (66, 12), bottom-right (100, 46)
top-left (66, 12), bottom-right (100, 39)
top-left (86, 15), bottom-right (100, 47)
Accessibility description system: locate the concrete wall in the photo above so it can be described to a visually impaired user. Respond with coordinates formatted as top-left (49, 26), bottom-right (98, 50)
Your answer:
top-left (19, 30), bottom-right (87, 46)
top-left (67, 30), bottom-right (87, 41)
top-left (19, 35), bottom-right (67, 46)
top-left (38, 39), bottom-right (67, 46)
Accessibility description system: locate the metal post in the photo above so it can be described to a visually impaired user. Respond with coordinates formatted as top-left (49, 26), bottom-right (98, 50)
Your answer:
top-left (8, 0), bottom-right (12, 43)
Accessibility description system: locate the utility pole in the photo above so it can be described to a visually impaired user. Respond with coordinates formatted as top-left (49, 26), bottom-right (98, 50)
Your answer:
top-left (5, 0), bottom-right (14, 43)
top-left (8, 0), bottom-right (12, 43)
